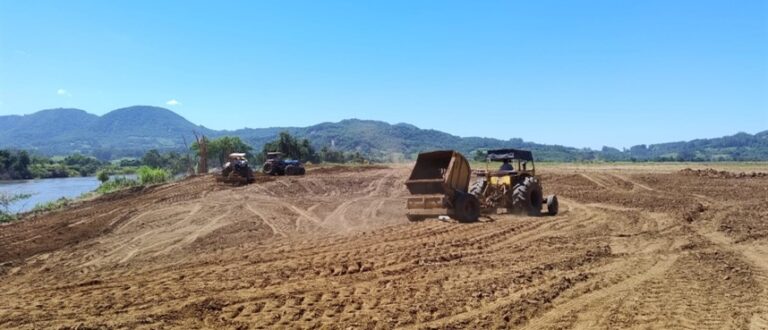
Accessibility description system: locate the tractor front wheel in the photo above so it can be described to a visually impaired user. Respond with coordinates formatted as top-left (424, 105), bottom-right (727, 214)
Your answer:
top-left (546, 195), bottom-right (559, 216)
top-left (263, 163), bottom-right (275, 175)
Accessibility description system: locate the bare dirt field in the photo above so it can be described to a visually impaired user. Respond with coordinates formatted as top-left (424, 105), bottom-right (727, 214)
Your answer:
top-left (1, 164), bottom-right (767, 329)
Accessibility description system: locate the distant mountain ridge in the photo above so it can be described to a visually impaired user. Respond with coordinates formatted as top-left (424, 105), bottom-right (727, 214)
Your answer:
top-left (0, 106), bottom-right (766, 161)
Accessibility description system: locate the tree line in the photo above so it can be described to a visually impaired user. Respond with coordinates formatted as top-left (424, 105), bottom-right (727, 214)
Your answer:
top-left (0, 132), bottom-right (369, 180)
top-left (191, 132), bottom-right (369, 168)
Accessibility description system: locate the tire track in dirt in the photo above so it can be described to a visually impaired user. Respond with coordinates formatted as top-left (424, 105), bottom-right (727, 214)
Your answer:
top-left (579, 173), bottom-right (608, 189)
top-left (698, 230), bottom-right (768, 329)
top-left (246, 203), bottom-right (287, 238)
top-left (520, 255), bottom-right (678, 330)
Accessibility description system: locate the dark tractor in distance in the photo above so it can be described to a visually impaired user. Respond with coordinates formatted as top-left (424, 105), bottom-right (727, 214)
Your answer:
top-left (262, 152), bottom-right (306, 176)
top-left (220, 153), bottom-right (255, 185)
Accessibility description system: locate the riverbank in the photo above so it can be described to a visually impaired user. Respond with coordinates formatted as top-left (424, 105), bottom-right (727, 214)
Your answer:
top-left (0, 174), bottom-right (138, 214)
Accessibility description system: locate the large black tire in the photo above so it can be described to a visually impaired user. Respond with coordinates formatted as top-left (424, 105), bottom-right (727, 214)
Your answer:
top-left (469, 179), bottom-right (486, 199)
top-left (245, 167), bottom-right (255, 183)
top-left (262, 163), bottom-right (275, 175)
top-left (285, 165), bottom-right (296, 175)
top-left (454, 192), bottom-right (480, 222)
top-left (546, 195), bottom-right (559, 216)
top-left (298, 167), bottom-right (306, 175)
top-left (222, 166), bottom-right (232, 178)
top-left (227, 171), bottom-right (244, 185)
top-left (510, 176), bottom-right (543, 216)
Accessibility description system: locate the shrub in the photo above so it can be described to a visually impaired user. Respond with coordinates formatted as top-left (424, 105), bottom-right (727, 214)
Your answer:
top-left (31, 197), bottom-right (70, 214)
top-left (136, 166), bottom-right (171, 185)
top-left (97, 177), bottom-right (140, 193)
top-left (97, 170), bottom-right (110, 183)
top-left (0, 192), bottom-right (31, 223)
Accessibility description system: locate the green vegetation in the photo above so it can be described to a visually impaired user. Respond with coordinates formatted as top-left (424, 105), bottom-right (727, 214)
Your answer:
top-left (141, 149), bottom-right (193, 174)
top-left (262, 132), bottom-right (319, 163)
top-left (96, 176), bottom-right (140, 194)
top-left (260, 132), bottom-right (370, 164)
top-left (1, 150), bottom-right (108, 180)
top-left (136, 166), bottom-right (171, 185)
top-left (96, 170), bottom-right (110, 183)
top-left (30, 197), bottom-right (71, 214)
top-left (192, 136), bottom-right (253, 167)
top-left (0, 148), bottom-right (192, 181)
top-left (0, 149), bottom-right (33, 180)
top-left (0, 192), bottom-right (31, 223)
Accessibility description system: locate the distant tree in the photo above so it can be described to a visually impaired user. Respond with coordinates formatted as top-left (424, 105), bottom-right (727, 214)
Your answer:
top-left (97, 170), bottom-right (110, 183)
top-left (319, 146), bottom-right (345, 163)
top-left (262, 132), bottom-right (318, 163)
top-left (473, 149), bottom-right (487, 162)
top-left (64, 153), bottom-right (103, 176)
top-left (119, 159), bottom-right (142, 167)
top-left (213, 136), bottom-right (253, 166)
top-left (141, 149), bottom-right (165, 168)
top-left (192, 136), bottom-right (253, 167)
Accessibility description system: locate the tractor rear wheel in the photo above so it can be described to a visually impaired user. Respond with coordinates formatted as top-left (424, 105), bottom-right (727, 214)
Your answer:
top-left (263, 163), bottom-right (275, 175)
top-left (511, 176), bottom-right (543, 216)
top-left (454, 192), bottom-right (480, 222)
top-left (285, 165), bottom-right (296, 175)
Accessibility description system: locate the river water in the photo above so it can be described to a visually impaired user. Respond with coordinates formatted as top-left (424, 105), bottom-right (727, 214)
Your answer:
top-left (0, 175), bottom-right (136, 214)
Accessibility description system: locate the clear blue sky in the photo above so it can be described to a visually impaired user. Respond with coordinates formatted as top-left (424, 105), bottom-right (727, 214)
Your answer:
top-left (1, 0), bottom-right (766, 149)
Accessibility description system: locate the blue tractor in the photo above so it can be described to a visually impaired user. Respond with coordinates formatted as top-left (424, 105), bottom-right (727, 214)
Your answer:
top-left (262, 152), bottom-right (306, 176)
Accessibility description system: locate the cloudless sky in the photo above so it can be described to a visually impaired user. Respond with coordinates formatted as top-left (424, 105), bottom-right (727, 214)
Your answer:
top-left (1, 0), bottom-right (766, 149)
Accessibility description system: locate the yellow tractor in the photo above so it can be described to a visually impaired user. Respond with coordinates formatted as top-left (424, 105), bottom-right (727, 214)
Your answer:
top-left (404, 149), bottom-right (557, 222)
top-left (469, 149), bottom-right (558, 216)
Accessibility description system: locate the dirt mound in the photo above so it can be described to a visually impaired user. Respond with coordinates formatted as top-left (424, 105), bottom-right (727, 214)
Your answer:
top-left (679, 167), bottom-right (768, 179)
top-left (1, 167), bottom-right (767, 329)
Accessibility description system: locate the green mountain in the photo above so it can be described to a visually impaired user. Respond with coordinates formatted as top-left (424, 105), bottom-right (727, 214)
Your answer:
top-left (0, 106), bottom-right (216, 159)
top-left (0, 106), bottom-right (765, 161)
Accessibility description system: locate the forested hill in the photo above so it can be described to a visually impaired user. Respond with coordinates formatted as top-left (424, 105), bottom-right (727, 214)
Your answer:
top-left (0, 106), bottom-right (765, 161)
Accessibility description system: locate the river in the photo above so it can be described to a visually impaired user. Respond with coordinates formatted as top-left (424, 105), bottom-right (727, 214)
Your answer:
top-left (0, 175), bottom-right (135, 214)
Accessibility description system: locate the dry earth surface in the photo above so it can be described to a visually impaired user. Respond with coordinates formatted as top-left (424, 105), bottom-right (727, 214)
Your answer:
top-left (1, 164), bottom-right (767, 329)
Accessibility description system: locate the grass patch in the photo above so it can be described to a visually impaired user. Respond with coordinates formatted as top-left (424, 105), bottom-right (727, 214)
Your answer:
top-left (96, 176), bottom-right (141, 194)
top-left (137, 166), bottom-right (171, 185)
top-left (0, 192), bottom-right (31, 223)
top-left (30, 197), bottom-right (71, 214)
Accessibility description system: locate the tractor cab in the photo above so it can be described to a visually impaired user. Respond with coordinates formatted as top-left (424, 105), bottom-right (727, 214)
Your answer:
top-left (266, 152), bottom-right (283, 161)
top-left (228, 152), bottom-right (247, 162)
top-left (224, 152), bottom-right (248, 169)
top-left (483, 148), bottom-right (535, 186)
top-left (472, 149), bottom-right (535, 186)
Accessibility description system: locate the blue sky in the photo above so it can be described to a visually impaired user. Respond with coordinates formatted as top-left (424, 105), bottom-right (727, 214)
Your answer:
top-left (1, 0), bottom-right (766, 149)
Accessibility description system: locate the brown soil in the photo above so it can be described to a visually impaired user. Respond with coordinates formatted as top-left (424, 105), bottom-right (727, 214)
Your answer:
top-left (679, 168), bottom-right (768, 179)
top-left (1, 166), bottom-right (767, 329)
